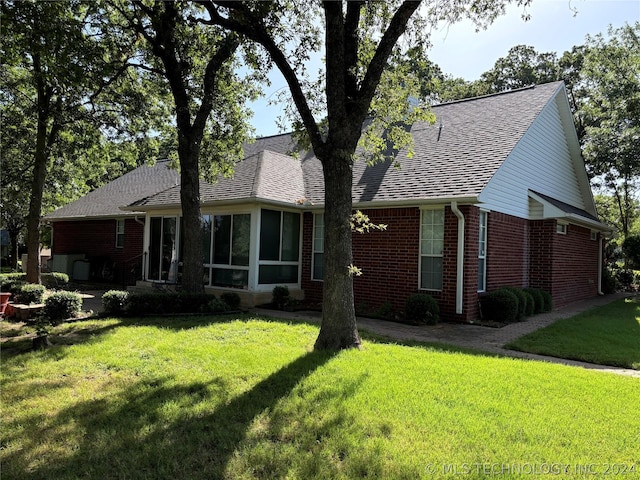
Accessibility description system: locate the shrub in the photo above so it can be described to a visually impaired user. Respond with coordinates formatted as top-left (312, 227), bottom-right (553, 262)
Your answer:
top-left (621, 235), bottom-right (640, 269)
top-left (102, 290), bottom-right (130, 315)
top-left (41, 272), bottom-right (70, 288)
top-left (522, 290), bottom-right (535, 316)
top-left (614, 269), bottom-right (635, 291)
top-left (0, 273), bottom-right (27, 294)
top-left (405, 294), bottom-right (439, 325)
top-left (43, 291), bottom-right (82, 322)
top-left (501, 287), bottom-right (529, 321)
top-left (16, 284), bottom-right (46, 304)
top-left (220, 292), bottom-right (241, 310)
top-left (539, 289), bottom-right (553, 312)
top-left (376, 301), bottom-right (395, 320)
top-left (480, 289), bottom-right (519, 323)
top-left (272, 285), bottom-right (290, 310)
top-left (601, 267), bottom-right (617, 294)
top-left (124, 292), bottom-right (215, 316)
top-left (523, 288), bottom-right (544, 314)
top-left (204, 298), bottom-right (229, 313)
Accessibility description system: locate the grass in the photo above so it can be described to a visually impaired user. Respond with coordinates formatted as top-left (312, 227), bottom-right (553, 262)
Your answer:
top-left (507, 296), bottom-right (640, 370)
top-left (1, 314), bottom-right (639, 479)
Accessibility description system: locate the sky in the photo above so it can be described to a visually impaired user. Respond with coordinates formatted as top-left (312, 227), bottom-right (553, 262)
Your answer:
top-left (249, 0), bottom-right (639, 137)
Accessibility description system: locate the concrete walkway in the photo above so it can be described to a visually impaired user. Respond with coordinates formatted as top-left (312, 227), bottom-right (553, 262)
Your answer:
top-left (252, 292), bottom-right (639, 378)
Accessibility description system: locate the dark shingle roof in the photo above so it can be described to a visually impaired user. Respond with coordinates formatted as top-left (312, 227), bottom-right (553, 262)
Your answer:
top-left (130, 150), bottom-right (306, 208)
top-left (46, 160), bottom-right (180, 220)
top-left (48, 82), bottom-right (566, 217)
top-left (530, 190), bottom-right (600, 223)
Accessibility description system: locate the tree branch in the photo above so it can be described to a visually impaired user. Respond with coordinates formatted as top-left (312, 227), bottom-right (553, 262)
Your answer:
top-left (357, 1), bottom-right (422, 118)
top-left (200, 1), bottom-right (324, 153)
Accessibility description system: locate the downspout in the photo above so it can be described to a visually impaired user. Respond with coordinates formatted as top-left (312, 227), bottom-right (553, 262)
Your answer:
top-left (450, 201), bottom-right (465, 315)
top-left (597, 236), bottom-right (604, 295)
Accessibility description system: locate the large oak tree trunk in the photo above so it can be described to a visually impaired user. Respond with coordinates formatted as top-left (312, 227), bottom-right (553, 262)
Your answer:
top-left (314, 149), bottom-right (361, 350)
top-left (177, 138), bottom-right (204, 294)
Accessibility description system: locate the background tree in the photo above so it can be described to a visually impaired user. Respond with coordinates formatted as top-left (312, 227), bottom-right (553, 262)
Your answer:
top-left (580, 22), bottom-right (640, 242)
top-left (108, 0), bottom-right (258, 293)
top-left (1, 0), bottom-right (164, 282)
top-left (203, 0), bottom-right (529, 350)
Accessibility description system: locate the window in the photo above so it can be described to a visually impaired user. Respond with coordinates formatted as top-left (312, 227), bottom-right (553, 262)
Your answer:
top-left (148, 217), bottom-right (179, 282)
top-left (116, 219), bottom-right (125, 248)
top-left (590, 231), bottom-right (598, 241)
top-left (420, 208), bottom-right (444, 290)
top-left (312, 213), bottom-right (324, 281)
top-left (203, 213), bottom-right (250, 289)
top-left (556, 223), bottom-right (567, 235)
top-left (259, 209), bottom-right (300, 284)
top-left (478, 211), bottom-right (488, 292)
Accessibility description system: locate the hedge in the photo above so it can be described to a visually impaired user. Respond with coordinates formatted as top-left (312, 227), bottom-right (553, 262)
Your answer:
top-left (480, 289), bottom-right (519, 323)
top-left (405, 293), bottom-right (440, 325)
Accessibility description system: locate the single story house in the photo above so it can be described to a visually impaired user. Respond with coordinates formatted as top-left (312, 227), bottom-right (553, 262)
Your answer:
top-left (45, 81), bottom-right (612, 322)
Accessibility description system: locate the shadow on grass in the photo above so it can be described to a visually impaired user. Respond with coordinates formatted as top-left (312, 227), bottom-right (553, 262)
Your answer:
top-left (3, 350), bottom-right (338, 479)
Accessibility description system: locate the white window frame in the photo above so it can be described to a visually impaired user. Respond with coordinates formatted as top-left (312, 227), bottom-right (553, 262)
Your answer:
top-left (203, 213), bottom-right (251, 289)
top-left (419, 207), bottom-right (444, 291)
top-left (115, 219), bottom-right (125, 248)
top-left (312, 213), bottom-right (324, 281)
top-left (257, 209), bottom-right (301, 285)
top-left (556, 222), bottom-right (568, 235)
top-left (590, 231), bottom-right (598, 241)
top-left (478, 210), bottom-right (488, 293)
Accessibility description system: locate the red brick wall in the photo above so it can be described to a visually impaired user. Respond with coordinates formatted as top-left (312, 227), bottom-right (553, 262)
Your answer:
top-left (550, 223), bottom-right (599, 307)
top-left (486, 212), bottom-right (530, 290)
top-left (52, 218), bottom-right (144, 284)
top-left (299, 208), bottom-right (602, 321)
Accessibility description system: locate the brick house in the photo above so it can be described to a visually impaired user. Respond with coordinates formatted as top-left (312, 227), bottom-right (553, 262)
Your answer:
top-left (45, 82), bottom-right (611, 321)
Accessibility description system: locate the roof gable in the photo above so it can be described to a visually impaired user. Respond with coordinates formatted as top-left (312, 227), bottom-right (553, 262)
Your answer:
top-left (45, 160), bottom-right (180, 220)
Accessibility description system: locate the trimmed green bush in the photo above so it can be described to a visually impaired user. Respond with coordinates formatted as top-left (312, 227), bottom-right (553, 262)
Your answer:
top-left (539, 289), bottom-right (553, 312)
top-left (522, 290), bottom-right (535, 317)
top-left (601, 268), bottom-right (617, 294)
top-left (42, 272), bottom-right (70, 288)
top-left (102, 290), bottom-right (130, 315)
top-left (16, 284), bottom-right (46, 304)
top-left (272, 285), bottom-right (290, 310)
top-left (0, 273), bottom-right (27, 294)
top-left (501, 287), bottom-right (528, 321)
top-left (204, 298), bottom-right (229, 313)
top-left (124, 292), bottom-right (216, 316)
top-left (524, 288), bottom-right (544, 314)
top-left (220, 292), bottom-right (241, 310)
top-left (44, 291), bottom-right (82, 322)
top-left (404, 294), bottom-right (439, 325)
top-left (480, 289), bottom-right (519, 323)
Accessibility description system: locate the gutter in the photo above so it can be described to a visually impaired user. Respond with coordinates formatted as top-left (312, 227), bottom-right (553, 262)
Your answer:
top-left (450, 201), bottom-right (465, 315)
top-left (597, 236), bottom-right (604, 295)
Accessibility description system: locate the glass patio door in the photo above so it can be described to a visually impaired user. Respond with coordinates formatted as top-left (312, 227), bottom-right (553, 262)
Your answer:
top-left (148, 216), bottom-right (179, 283)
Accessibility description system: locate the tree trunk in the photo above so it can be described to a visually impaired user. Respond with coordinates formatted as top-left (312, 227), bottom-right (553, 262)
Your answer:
top-left (178, 139), bottom-right (204, 294)
top-left (314, 150), bottom-right (361, 350)
top-left (25, 110), bottom-right (50, 284)
top-left (8, 228), bottom-right (20, 271)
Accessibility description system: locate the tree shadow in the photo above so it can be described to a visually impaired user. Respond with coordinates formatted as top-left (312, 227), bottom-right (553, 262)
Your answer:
top-left (4, 350), bottom-right (339, 479)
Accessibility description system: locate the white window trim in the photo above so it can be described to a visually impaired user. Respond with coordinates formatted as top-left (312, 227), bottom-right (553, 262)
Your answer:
top-left (478, 210), bottom-right (488, 293)
top-left (115, 219), bottom-right (125, 248)
top-left (257, 209), bottom-right (302, 286)
top-left (312, 212), bottom-right (324, 281)
top-left (556, 222), bottom-right (568, 235)
top-left (202, 212), bottom-right (251, 288)
top-left (418, 207), bottom-right (444, 292)
top-left (590, 231), bottom-right (598, 241)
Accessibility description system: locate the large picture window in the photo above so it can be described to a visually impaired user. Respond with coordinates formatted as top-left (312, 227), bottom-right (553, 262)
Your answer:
top-left (203, 213), bottom-right (250, 289)
top-left (148, 217), bottom-right (179, 283)
top-left (478, 210), bottom-right (488, 292)
top-left (420, 208), bottom-right (444, 291)
top-left (312, 213), bottom-right (324, 281)
top-left (259, 209), bottom-right (300, 284)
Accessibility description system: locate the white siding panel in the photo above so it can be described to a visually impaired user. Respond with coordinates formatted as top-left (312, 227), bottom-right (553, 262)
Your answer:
top-left (479, 97), bottom-right (585, 219)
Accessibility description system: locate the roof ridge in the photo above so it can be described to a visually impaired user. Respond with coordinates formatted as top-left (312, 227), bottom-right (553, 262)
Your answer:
top-left (433, 81), bottom-right (563, 108)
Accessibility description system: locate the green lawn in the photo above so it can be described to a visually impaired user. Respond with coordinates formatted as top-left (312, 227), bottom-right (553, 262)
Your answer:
top-left (1, 315), bottom-right (638, 479)
top-left (507, 296), bottom-right (640, 370)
